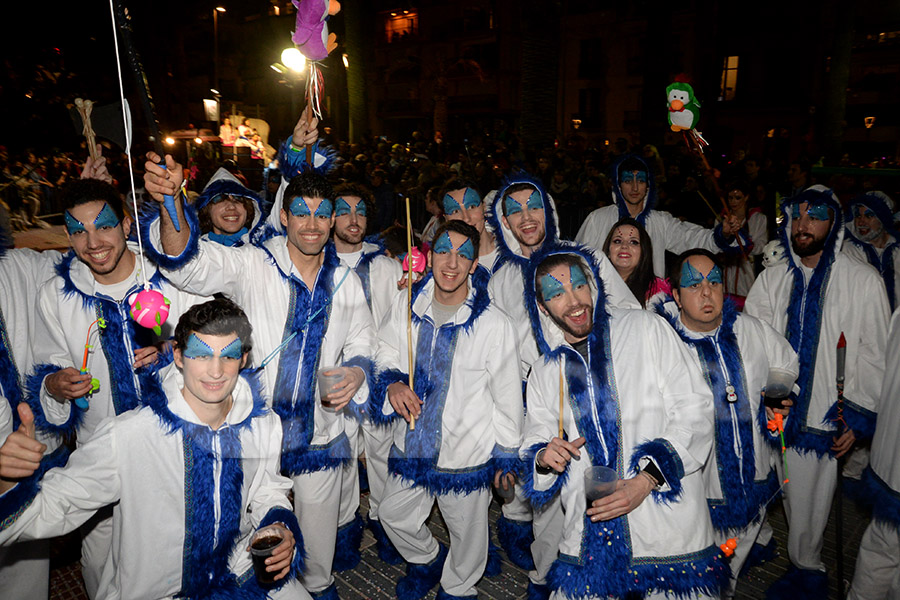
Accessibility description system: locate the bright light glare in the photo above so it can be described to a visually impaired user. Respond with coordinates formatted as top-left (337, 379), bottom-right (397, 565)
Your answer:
top-left (342, 54), bottom-right (349, 69)
top-left (194, 137), bottom-right (203, 145)
top-left (281, 48), bottom-right (307, 72)
top-left (215, 6), bottom-right (226, 12)
top-left (165, 137), bottom-right (176, 145)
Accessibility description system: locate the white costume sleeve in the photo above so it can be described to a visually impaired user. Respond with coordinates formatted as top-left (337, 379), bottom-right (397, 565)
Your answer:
top-left (374, 294), bottom-right (407, 418)
top-left (521, 361), bottom-right (566, 493)
top-left (336, 270), bottom-right (377, 404)
top-left (246, 414), bottom-right (294, 527)
top-left (154, 233), bottom-right (254, 302)
top-left (748, 212), bottom-right (768, 256)
top-left (744, 268), bottom-right (777, 327)
top-left (853, 276), bottom-right (890, 412)
top-left (30, 282), bottom-right (78, 427)
top-left (0, 418), bottom-right (121, 544)
top-left (655, 210), bottom-right (728, 255)
top-left (484, 312), bottom-right (524, 454)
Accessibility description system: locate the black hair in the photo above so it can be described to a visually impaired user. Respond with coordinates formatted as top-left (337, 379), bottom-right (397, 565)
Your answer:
top-left (726, 180), bottom-right (752, 197)
top-left (333, 182), bottom-right (376, 234)
top-left (440, 178), bottom-right (483, 205)
top-left (669, 248), bottom-right (724, 291)
top-left (283, 172), bottom-right (333, 214)
top-left (432, 219), bottom-right (480, 257)
top-left (198, 194), bottom-right (256, 234)
top-left (500, 182), bottom-right (538, 217)
top-left (380, 225), bottom-right (409, 258)
top-left (61, 178), bottom-right (125, 222)
top-left (534, 253), bottom-right (588, 309)
top-left (174, 297), bottom-right (253, 356)
top-left (602, 217), bottom-right (655, 308)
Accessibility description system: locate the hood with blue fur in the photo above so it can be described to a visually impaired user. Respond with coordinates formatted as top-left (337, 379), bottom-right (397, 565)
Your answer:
top-left (196, 168), bottom-right (264, 237)
top-left (779, 184), bottom-right (846, 269)
top-left (845, 191), bottom-right (898, 245)
top-left (611, 154), bottom-right (657, 222)
top-left (487, 173), bottom-right (560, 265)
top-left (522, 241), bottom-right (608, 359)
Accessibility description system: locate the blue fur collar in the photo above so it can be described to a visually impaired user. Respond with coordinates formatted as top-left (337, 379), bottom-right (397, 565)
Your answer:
top-left (196, 179), bottom-right (261, 212)
top-left (409, 267), bottom-right (491, 332)
top-left (0, 306), bottom-right (22, 429)
top-left (611, 154), bottom-right (656, 225)
top-left (278, 139), bottom-right (338, 178)
top-left (488, 172), bottom-right (559, 269)
top-left (352, 241), bottom-right (389, 309)
top-left (843, 232), bottom-right (899, 311)
top-left (778, 189), bottom-right (843, 456)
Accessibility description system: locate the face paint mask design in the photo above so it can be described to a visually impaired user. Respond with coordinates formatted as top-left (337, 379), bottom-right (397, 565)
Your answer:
top-left (526, 189), bottom-right (544, 211)
top-left (789, 203), bottom-right (830, 221)
top-left (335, 197), bottom-right (366, 218)
top-left (505, 188), bottom-right (543, 216)
top-left (540, 273), bottom-right (566, 302)
top-left (289, 197), bottom-right (333, 218)
top-left (93, 203), bottom-right (120, 229)
top-left (64, 211), bottom-right (86, 235)
top-left (182, 333), bottom-right (243, 360)
top-left (442, 194), bottom-right (462, 215)
top-left (620, 171), bottom-right (648, 185)
top-left (569, 264), bottom-right (588, 288)
top-left (433, 232), bottom-right (475, 261)
top-left (861, 207), bottom-right (876, 219)
top-left (680, 261), bottom-right (723, 288)
top-left (462, 188), bottom-right (482, 209)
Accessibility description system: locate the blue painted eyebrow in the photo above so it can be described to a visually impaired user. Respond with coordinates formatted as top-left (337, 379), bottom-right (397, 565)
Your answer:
top-left (289, 197), bottom-right (333, 217)
top-left (620, 171), bottom-right (648, 184)
top-left (433, 232), bottom-right (475, 260)
top-left (462, 187), bottom-right (481, 209)
top-left (220, 337), bottom-right (243, 360)
top-left (93, 204), bottom-right (120, 229)
top-left (789, 203), bottom-right (830, 221)
top-left (570, 265), bottom-right (588, 287)
top-left (540, 273), bottom-right (565, 301)
top-left (457, 238), bottom-right (475, 261)
top-left (433, 232), bottom-right (453, 253)
top-left (64, 211), bottom-right (86, 235)
top-left (334, 197), bottom-right (352, 217)
top-left (443, 194), bottom-right (462, 215)
top-left (680, 261), bottom-right (723, 287)
top-left (526, 190), bottom-right (544, 211)
top-left (182, 333), bottom-right (215, 359)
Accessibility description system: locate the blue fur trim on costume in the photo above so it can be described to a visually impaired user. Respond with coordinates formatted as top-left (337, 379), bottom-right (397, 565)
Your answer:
top-left (354, 244), bottom-right (387, 310)
top-left (497, 514), bottom-right (535, 571)
top-left (332, 511), bottom-right (364, 571)
top-left (611, 154), bottom-right (656, 225)
top-left (845, 233), bottom-right (899, 311)
top-left (492, 443), bottom-right (521, 477)
top-left (713, 223), bottom-right (753, 254)
top-left (488, 172), bottom-right (559, 267)
top-left (860, 467), bottom-right (900, 528)
top-left (709, 470), bottom-right (780, 533)
top-left (823, 397), bottom-right (877, 442)
top-left (520, 442), bottom-right (569, 509)
top-left (548, 544), bottom-right (729, 600)
top-left (485, 540), bottom-right (502, 576)
top-left (23, 364), bottom-right (85, 439)
top-left (259, 506), bottom-right (306, 581)
top-left (340, 355), bottom-right (374, 421)
top-left (629, 439), bottom-right (685, 504)
top-left (765, 565), bottom-right (828, 600)
top-left (389, 446), bottom-right (496, 495)
top-left (527, 582), bottom-right (551, 600)
top-left (269, 244), bottom-right (354, 475)
top-left (278, 139), bottom-right (338, 178)
top-left (847, 192), bottom-right (899, 240)
top-left (0, 306), bottom-right (22, 429)
top-left (779, 188), bottom-right (844, 457)
top-left (369, 368), bottom-right (407, 426)
top-left (139, 200), bottom-right (202, 271)
top-left (740, 537), bottom-right (777, 576)
top-left (0, 445), bottom-right (70, 532)
top-left (436, 587), bottom-right (477, 600)
top-left (367, 517), bottom-right (404, 564)
top-left (310, 582), bottom-right (339, 600)
top-left (396, 544), bottom-right (447, 600)
top-left (196, 179), bottom-right (261, 212)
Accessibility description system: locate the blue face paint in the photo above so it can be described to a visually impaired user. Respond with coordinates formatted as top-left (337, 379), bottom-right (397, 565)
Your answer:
top-left (457, 238), bottom-right (475, 261)
top-left (504, 193), bottom-right (522, 216)
top-left (790, 203), bottom-right (830, 222)
top-left (433, 232), bottom-right (475, 261)
top-left (860, 207), bottom-right (876, 219)
top-left (289, 197), bottom-right (333, 218)
top-left (570, 265), bottom-right (588, 288)
top-left (707, 265), bottom-right (723, 285)
top-left (680, 260), bottom-right (723, 288)
top-left (355, 200), bottom-right (367, 217)
top-left (220, 337), bottom-right (244, 360)
top-left (93, 203), bottom-right (120, 229)
top-left (462, 188), bottom-right (482, 209)
top-left (540, 273), bottom-right (565, 302)
top-left (334, 197), bottom-right (352, 217)
top-left (443, 194), bottom-right (462, 215)
top-left (64, 211), bottom-right (86, 235)
top-left (182, 333), bottom-right (214, 359)
top-left (620, 170), bottom-right (648, 185)
top-left (526, 189), bottom-right (544, 211)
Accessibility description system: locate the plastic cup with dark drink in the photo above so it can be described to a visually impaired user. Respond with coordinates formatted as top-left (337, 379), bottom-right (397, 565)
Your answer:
top-left (250, 526), bottom-right (284, 584)
top-left (584, 465), bottom-right (618, 511)
top-left (764, 367), bottom-right (795, 410)
top-left (317, 367), bottom-right (345, 411)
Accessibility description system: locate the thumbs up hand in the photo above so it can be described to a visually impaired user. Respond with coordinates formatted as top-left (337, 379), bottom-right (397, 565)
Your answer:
top-left (0, 404), bottom-right (47, 489)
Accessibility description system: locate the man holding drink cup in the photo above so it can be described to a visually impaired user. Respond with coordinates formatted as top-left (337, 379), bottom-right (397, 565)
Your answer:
top-left (520, 246), bottom-right (728, 600)
top-left (0, 299), bottom-right (309, 599)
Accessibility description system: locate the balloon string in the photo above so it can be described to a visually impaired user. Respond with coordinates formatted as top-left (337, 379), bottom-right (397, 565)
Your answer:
top-left (108, 0), bottom-right (150, 290)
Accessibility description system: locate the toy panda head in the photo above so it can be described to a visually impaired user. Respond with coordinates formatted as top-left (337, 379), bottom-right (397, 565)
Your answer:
top-left (761, 240), bottom-right (788, 268)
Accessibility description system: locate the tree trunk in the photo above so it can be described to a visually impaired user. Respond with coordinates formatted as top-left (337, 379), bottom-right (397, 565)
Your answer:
top-left (519, 1), bottom-right (560, 150)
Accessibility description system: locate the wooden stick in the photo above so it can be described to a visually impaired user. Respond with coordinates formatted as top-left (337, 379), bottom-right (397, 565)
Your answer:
top-left (75, 99), bottom-right (99, 162)
top-left (305, 104), bottom-right (314, 167)
top-left (558, 361), bottom-right (564, 439)
top-left (405, 197), bottom-right (416, 431)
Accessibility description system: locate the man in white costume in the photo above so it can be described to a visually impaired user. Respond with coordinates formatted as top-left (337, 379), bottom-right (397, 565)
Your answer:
top-left (0, 298), bottom-right (309, 600)
top-left (195, 167), bottom-right (267, 248)
top-left (655, 249), bottom-right (799, 598)
top-left (330, 181), bottom-right (404, 568)
top-left (520, 246), bottom-right (726, 600)
top-left (847, 306), bottom-right (900, 600)
top-left (26, 177), bottom-right (204, 599)
top-left (575, 154), bottom-right (745, 278)
top-left (143, 148), bottom-right (375, 600)
top-left (744, 185), bottom-right (890, 597)
top-left (842, 191), bottom-right (900, 312)
top-left (373, 220), bottom-right (523, 600)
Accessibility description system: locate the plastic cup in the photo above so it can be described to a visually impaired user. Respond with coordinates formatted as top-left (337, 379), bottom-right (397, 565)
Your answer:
top-left (249, 526), bottom-right (284, 584)
top-left (584, 466), bottom-right (618, 510)
top-left (764, 367), bottom-right (795, 408)
top-left (317, 367), bottom-right (345, 409)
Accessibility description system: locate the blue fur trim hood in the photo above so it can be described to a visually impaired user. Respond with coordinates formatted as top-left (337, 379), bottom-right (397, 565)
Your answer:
top-left (278, 139), bottom-right (338, 178)
top-left (487, 172), bottom-right (560, 268)
top-left (611, 154), bottom-right (657, 224)
top-left (195, 168), bottom-right (266, 244)
top-left (139, 200), bottom-right (202, 271)
top-left (844, 191), bottom-right (899, 310)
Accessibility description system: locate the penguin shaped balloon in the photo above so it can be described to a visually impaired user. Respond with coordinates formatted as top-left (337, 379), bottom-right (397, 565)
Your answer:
top-left (666, 80), bottom-right (701, 132)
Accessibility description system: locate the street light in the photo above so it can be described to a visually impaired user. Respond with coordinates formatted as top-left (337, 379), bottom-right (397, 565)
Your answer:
top-left (342, 53), bottom-right (349, 69)
top-left (281, 48), bottom-right (307, 73)
top-left (214, 7), bottom-right (226, 96)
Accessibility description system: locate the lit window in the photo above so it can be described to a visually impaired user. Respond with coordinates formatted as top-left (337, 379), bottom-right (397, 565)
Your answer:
top-left (719, 55), bottom-right (739, 101)
top-left (384, 10), bottom-right (418, 43)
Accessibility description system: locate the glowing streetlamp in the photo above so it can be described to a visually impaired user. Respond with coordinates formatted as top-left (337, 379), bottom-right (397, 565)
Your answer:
top-left (281, 48), bottom-right (307, 73)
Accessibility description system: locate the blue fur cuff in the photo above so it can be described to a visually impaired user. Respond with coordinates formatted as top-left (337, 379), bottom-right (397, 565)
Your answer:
top-left (519, 442), bottom-right (568, 509)
top-left (369, 368), bottom-right (407, 426)
top-left (139, 200), bottom-right (201, 271)
top-left (492, 444), bottom-right (521, 477)
top-left (259, 506), bottom-right (306, 579)
top-left (823, 398), bottom-right (877, 442)
top-left (24, 364), bottom-right (85, 440)
top-left (629, 439), bottom-right (684, 504)
top-left (861, 467), bottom-right (900, 528)
top-left (389, 448), bottom-right (495, 495)
top-left (0, 445), bottom-right (70, 532)
top-left (280, 432), bottom-right (353, 476)
top-left (341, 355), bottom-right (374, 421)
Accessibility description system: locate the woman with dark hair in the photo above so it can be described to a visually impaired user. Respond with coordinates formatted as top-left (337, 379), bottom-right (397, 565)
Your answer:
top-left (602, 217), bottom-right (670, 307)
